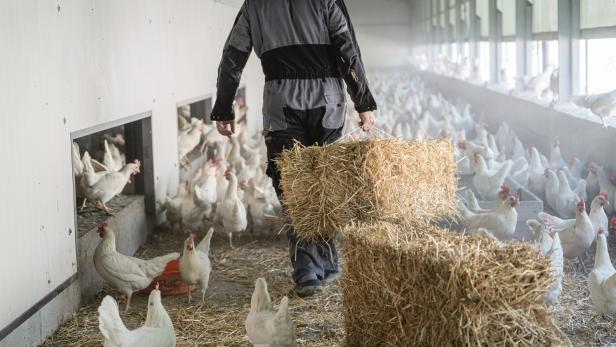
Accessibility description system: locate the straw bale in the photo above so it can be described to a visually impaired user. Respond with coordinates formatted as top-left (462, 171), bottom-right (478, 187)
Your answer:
top-left (340, 221), bottom-right (568, 347)
top-left (276, 138), bottom-right (457, 240)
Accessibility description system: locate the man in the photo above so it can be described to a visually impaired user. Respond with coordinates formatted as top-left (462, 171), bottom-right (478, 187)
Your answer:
top-left (211, 0), bottom-right (377, 297)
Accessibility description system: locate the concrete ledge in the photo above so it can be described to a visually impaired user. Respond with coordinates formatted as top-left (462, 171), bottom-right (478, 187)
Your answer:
top-left (419, 70), bottom-right (616, 172)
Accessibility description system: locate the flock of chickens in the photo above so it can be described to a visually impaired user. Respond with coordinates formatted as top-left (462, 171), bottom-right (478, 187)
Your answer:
top-left (370, 72), bottom-right (616, 324)
top-left (69, 70), bottom-right (616, 346)
top-left (414, 54), bottom-right (616, 128)
top-left (167, 105), bottom-right (282, 248)
top-left (70, 105), bottom-right (292, 346)
top-left (93, 222), bottom-right (294, 347)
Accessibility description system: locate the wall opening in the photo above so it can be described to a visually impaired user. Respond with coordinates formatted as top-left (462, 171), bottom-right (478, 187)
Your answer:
top-left (71, 113), bottom-right (155, 238)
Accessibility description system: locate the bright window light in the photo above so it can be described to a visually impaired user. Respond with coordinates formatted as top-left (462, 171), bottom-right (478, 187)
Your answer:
top-left (479, 41), bottom-right (490, 82)
top-left (581, 38), bottom-right (616, 94)
top-left (530, 40), bottom-right (558, 76)
top-left (501, 42), bottom-right (517, 86)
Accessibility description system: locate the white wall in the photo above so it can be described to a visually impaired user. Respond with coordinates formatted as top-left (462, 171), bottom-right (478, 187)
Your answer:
top-left (0, 0), bottom-right (262, 337)
top-left (346, 0), bottom-right (414, 69)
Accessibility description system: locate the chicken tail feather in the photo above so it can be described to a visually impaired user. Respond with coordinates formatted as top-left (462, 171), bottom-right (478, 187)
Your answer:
top-left (197, 227), bottom-right (215, 254)
top-left (142, 252), bottom-right (180, 278)
top-left (98, 295), bottom-right (128, 345)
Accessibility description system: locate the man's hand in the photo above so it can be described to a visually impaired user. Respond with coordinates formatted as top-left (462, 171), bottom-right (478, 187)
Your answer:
top-left (216, 120), bottom-right (236, 138)
top-left (358, 111), bottom-right (375, 132)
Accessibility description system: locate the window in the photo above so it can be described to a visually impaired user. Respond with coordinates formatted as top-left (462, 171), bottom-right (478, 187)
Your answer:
top-left (476, 0), bottom-right (490, 81)
top-left (530, 0), bottom-right (558, 76)
top-left (579, 38), bottom-right (616, 94)
top-left (530, 40), bottom-right (558, 76)
top-left (498, 0), bottom-right (516, 86)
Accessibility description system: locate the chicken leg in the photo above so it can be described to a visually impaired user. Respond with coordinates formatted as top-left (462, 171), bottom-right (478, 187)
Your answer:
top-left (101, 203), bottom-right (115, 216)
top-left (228, 232), bottom-right (234, 249)
top-left (187, 284), bottom-right (196, 304)
top-left (124, 292), bottom-right (133, 312)
top-left (80, 198), bottom-right (88, 211)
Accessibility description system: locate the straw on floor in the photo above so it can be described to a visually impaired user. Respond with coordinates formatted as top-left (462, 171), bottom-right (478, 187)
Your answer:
top-left (340, 221), bottom-right (568, 347)
top-left (276, 138), bottom-right (457, 241)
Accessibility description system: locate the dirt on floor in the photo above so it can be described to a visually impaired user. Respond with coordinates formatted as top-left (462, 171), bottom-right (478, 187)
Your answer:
top-left (42, 222), bottom-right (616, 347)
top-left (42, 225), bottom-right (344, 347)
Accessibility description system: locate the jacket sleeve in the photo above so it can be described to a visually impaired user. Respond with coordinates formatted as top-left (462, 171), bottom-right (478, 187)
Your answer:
top-left (211, 3), bottom-right (252, 122)
top-left (327, 0), bottom-right (377, 113)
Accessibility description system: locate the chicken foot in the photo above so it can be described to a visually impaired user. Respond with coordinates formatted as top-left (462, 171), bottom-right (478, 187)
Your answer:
top-left (228, 232), bottom-right (234, 249)
top-left (80, 198), bottom-right (89, 211)
top-left (179, 157), bottom-right (191, 170)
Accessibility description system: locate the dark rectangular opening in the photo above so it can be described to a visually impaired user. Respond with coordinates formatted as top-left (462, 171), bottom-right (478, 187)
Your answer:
top-left (70, 113), bottom-right (155, 238)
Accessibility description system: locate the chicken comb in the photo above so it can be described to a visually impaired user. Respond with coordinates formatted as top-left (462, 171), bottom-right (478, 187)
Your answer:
top-left (456, 140), bottom-right (466, 149)
top-left (577, 198), bottom-right (586, 206)
top-left (600, 192), bottom-right (609, 201)
top-left (155, 282), bottom-right (160, 290)
top-left (133, 159), bottom-right (141, 166)
top-left (98, 222), bottom-right (108, 230)
top-left (500, 185), bottom-right (511, 194)
top-left (610, 217), bottom-right (616, 226)
top-left (598, 228), bottom-right (605, 236)
top-left (116, 133), bottom-right (124, 139)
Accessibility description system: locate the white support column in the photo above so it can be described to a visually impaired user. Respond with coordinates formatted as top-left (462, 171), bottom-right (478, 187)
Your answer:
top-left (570, 0), bottom-right (581, 95)
top-left (516, 0), bottom-right (531, 85)
top-left (456, 0), bottom-right (463, 61)
top-left (469, 0), bottom-right (478, 79)
top-left (489, 0), bottom-right (499, 83)
top-left (558, 0), bottom-right (577, 101)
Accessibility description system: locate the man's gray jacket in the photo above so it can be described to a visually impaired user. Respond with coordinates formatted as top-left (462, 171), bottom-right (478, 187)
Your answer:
top-left (210, 0), bottom-right (377, 132)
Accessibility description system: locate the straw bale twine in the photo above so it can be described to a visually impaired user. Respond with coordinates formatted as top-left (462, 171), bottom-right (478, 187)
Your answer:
top-left (340, 221), bottom-right (568, 347)
top-left (276, 138), bottom-right (457, 240)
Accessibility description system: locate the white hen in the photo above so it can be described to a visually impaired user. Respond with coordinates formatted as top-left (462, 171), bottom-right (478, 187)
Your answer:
top-left (572, 88), bottom-right (616, 128)
top-left (220, 170), bottom-right (248, 248)
top-left (472, 153), bottom-right (512, 201)
top-left (245, 278), bottom-right (296, 347)
top-left (460, 190), bottom-right (519, 241)
top-left (539, 199), bottom-right (594, 271)
top-left (179, 228), bottom-right (214, 304)
top-left (588, 228), bottom-right (616, 320)
top-left (555, 170), bottom-right (586, 218)
top-left (98, 285), bottom-right (176, 347)
top-left (527, 219), bottom-right (563, 305)
top-left (94, 223), bottom-right (179, 311)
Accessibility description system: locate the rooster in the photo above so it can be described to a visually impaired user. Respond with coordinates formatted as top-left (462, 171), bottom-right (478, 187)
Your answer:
top-left (98, 283), bottom-right (176, 347)
top-left (179, 228), bottom-right (214, 304)
top-left (245, 278), bottom-right (296, 347)
top-left (94, 223), bottom-right (179, 311)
